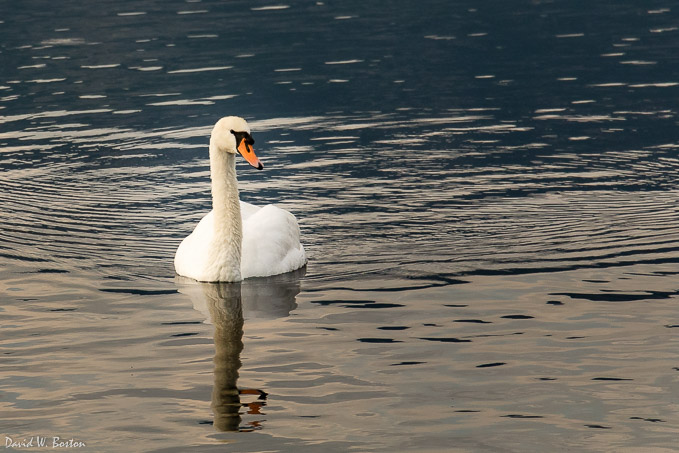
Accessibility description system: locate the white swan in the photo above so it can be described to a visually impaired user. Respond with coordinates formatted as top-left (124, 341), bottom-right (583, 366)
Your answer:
top-left (174, 116), bottom-right (307, 282)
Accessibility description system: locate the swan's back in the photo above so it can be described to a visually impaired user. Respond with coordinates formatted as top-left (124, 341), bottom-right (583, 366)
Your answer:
top-left (175, 201), bottom-right (306, 281)
top-left (241, 202), bottom-right (307, 279)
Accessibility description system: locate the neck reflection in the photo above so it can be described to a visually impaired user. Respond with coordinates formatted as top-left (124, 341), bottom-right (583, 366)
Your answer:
top-left (203, 282), bottom-right (253, 431)
top-left (178, 268), bottom-right (304, 432)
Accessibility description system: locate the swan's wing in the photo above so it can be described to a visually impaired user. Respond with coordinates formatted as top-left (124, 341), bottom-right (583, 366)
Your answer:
top-left (176, 204), bottom-right (306, 280)
top-left (174, 210), bottom-right (214, 280)
top-left (241, 204), bottom-right (307, 279)
top-left (240, 200), bottom-right (261, 223)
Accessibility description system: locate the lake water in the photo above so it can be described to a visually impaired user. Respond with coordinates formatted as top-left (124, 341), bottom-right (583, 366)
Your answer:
top-left (2, 1), bottom-right (679, 451)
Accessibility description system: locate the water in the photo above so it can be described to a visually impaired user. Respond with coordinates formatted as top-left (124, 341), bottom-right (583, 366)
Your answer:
top-left (2, 0), bottom-right (679, 451)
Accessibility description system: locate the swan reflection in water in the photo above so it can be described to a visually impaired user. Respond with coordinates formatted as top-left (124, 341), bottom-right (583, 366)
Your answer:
top-left (176, 268), bottom-right (304, 431)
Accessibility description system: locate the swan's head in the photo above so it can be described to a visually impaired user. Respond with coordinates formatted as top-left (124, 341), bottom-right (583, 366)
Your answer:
top-left (211, 116), bottom-right (263, 170)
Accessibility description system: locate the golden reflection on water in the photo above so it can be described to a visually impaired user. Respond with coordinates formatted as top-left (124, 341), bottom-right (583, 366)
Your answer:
top-left (3, 262), bottom-right (679, 451)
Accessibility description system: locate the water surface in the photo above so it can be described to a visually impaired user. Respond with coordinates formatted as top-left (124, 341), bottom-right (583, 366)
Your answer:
top-left (2, 1), bottom-right (679, 451)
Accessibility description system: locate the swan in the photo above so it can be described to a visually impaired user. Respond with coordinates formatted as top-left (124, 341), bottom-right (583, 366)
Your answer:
top-left (174, 116), bottom-right (307, 282)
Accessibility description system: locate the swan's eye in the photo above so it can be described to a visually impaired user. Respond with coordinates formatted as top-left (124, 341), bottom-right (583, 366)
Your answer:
top-left (230, 130), bottom-right (254, 146)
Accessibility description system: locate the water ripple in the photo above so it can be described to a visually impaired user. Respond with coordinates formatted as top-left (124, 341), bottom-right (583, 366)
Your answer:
top-left (1, 112), bottom-right (679, 286)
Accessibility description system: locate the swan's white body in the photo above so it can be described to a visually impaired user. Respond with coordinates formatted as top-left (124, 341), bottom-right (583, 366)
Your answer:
top-left (174, 116), bottom-right (306, 282)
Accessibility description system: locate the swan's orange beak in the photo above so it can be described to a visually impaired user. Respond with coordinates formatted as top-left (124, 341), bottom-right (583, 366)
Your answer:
top-left (238, 138), bottom-right (263, 170)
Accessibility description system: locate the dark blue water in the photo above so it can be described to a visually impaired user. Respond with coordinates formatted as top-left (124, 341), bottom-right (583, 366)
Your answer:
top-left (3, 1), bottom-right (679, 451)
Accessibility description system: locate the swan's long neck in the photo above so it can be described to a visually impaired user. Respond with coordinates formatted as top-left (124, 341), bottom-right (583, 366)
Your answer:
top-left (209, 140), bottom-right (242, 281)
